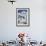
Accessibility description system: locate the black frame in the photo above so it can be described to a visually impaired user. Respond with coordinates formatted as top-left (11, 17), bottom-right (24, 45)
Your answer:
top-left (16, 8), bottom-right (30, 27)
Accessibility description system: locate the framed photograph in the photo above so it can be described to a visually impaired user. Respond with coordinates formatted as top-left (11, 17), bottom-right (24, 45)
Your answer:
top-left (16, 8), bottom-right (30, 27)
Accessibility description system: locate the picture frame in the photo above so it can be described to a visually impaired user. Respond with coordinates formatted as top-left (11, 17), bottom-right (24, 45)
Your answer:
top-left (16, 8), bottom-right (30, 27)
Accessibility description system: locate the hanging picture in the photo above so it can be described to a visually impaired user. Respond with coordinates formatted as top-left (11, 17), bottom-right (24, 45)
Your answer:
top-left (16, 8), bottom-right (30, 27)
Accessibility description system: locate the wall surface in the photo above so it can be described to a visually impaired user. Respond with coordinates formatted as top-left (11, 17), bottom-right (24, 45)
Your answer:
top-left (0, 0), bottom-right (46, 41)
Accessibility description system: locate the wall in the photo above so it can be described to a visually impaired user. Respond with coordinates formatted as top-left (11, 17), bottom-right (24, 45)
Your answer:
top-left (0, 0), bottom-right (46, 42)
